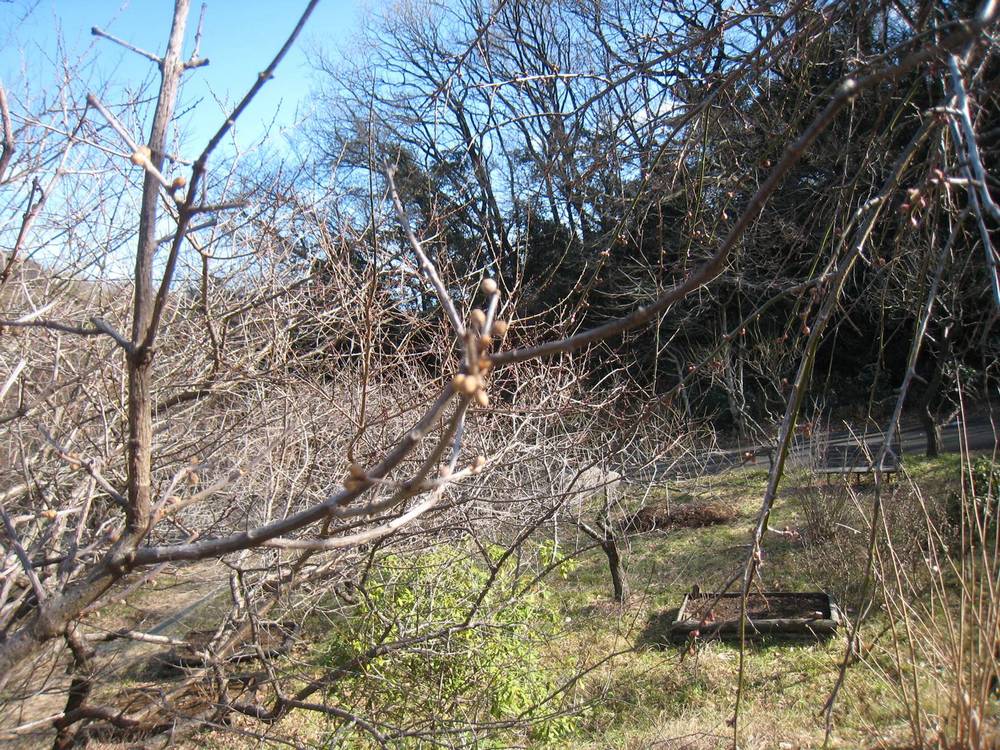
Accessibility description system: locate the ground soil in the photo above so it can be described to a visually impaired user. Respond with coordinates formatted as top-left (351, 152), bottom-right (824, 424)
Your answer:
top-left (0, 562), bottom-right (226, 749)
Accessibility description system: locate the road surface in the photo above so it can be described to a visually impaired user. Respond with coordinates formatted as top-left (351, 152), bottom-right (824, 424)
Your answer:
top-left (631, 414), bottom-right (998, 482)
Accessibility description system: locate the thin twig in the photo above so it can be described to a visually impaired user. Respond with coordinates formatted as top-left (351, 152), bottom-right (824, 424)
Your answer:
top-left (85, 94), bottom-right (174, 190)
top-left (0, 79), bottom-right (14, 182)
top-left (91, 26), bottom-right (163, 66)
top-left (384, 165), bottom-right (467, 336)
top-left (143, 0), bottom-right (322, 352)
top-left (0, 506), bottom-right (46, 605)
top-left (821, 209), bottom-right (967, 741)
top-left (947, 55), bottom-right (1000, 308)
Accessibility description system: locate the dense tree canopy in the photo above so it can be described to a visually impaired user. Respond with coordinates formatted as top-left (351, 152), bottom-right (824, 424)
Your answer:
top-left (309, 0), bottom-right (999, 438)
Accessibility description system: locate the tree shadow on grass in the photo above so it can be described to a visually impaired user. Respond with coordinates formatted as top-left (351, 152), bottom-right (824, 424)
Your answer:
top-left (637, 607), bottom-right (681, 650)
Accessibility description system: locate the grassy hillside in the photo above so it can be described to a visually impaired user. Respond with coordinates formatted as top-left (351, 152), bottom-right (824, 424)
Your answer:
top-left (116, 452), bottom-right (995, 749)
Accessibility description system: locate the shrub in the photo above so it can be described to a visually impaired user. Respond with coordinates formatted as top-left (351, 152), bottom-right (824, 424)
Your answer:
top-left (317, 545), bottom-right (577, 746)
top-left (793, 479), bottom-right (949, 608)
top-left (538, 538), bottom-right (580, 579)
top-left (958, 456), bottom-right (999, 530)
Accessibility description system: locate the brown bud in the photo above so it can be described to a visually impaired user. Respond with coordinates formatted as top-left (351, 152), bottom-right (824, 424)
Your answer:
top-left (170, 175), bottom-right (187, 190)
top-left (469, 309), bottom-right (486, 329)
top-left (130, 146), bottom-right (152, 165)
top-left (471, 455), bottom-right (487, 473)
top-left (479, 334), bottom-right (493, 348)
top-left (477, 358), bottom-right (493, 374)
top-left (343, 477), bottom-right (364, 493)
top-left (801, 324), bottom-right (811, 335)
top-left (492, 319), bottom-right (509, 337)
top-left (474, 389), bottom-right (489, 407)
top-left (454, 374), bottom-right (479, 396)
top-left (42, 509), bottom-right (58, 521)
top-left (348, 463), bottom-right (366, 480)
top-left (480, 277), bottom-right (498, 295)
top-left (187, 471), bottom-right (200, 486)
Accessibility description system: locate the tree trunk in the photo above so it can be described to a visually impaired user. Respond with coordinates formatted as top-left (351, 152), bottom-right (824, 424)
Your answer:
top-left (921, 404), bottom-right (942, 458)
top-left (918, 324), bottom-right (952, 459)
top-left (721, 307), bottom-right (748, 444)
top-left (52, 629), bottom-right (95, 750)
top-left (580, 519), bottom-right (628, 603)
top-left (602, 538), bottom-right (629, 603)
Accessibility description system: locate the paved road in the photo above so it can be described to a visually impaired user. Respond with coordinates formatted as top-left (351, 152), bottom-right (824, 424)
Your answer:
top-left (631, 415), bottom-right (998, 482)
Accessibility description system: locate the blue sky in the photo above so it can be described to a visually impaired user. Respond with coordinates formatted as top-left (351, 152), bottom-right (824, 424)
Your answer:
top-left (0, 0), bottom-right (369, 153)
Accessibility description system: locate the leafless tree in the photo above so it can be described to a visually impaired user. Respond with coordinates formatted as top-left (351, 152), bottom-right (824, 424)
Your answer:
top-left (0, 0), bottom-right (998, 747)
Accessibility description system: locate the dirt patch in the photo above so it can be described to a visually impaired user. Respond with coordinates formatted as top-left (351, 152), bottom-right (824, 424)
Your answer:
top-left (682, 593), bottom-right (830, 622)
top-left (621, 501), bottom-right (736, 533)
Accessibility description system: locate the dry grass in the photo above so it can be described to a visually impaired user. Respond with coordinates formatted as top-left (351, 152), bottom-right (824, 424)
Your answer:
top-left (40, 453), bottom-right (994, 749)
top-left (547, 455), bottom-right (993, 749)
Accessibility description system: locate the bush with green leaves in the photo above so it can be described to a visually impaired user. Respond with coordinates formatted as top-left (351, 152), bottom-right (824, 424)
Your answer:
top-left (941, 455), bottom-right (999, 539)
top-left (317, 544), bottom-right (577, 746)
top-left (969, 456), bottom-right (999, 500)
top-left (960, 455), bottom-right (999, 532)
top-left (537, 539), bottom-right (579, 580)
